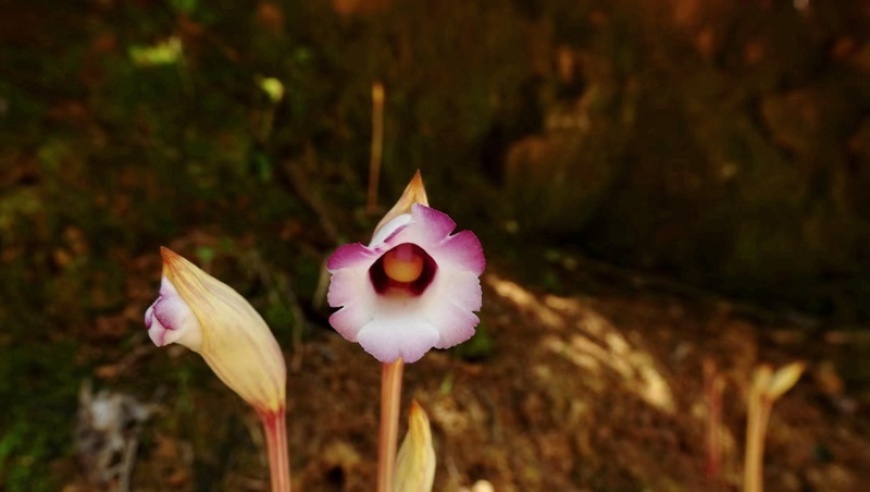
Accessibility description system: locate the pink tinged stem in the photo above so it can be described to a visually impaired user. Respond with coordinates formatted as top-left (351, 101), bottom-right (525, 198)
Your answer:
top-left (378, 359), bottom-right (404, 492)
top-left (259, 408), bottom-right (292, 492)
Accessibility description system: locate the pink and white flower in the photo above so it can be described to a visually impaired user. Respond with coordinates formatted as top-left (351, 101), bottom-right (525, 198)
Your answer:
top-left (326, 172), bottom-right (485, 363)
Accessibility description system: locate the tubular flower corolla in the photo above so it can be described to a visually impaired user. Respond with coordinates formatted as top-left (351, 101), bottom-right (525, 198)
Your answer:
top-left (326, 172), bottom-right (485, 363)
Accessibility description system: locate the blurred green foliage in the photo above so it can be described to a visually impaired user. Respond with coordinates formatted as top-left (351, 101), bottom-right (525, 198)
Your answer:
top-left (0, 342), bottom-right (81, 491)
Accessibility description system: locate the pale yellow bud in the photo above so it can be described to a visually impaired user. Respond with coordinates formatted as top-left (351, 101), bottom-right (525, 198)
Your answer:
top-left (766, 362), bottom-right (805, 401)
top-left (394, 400), bottom-right (436, 492)
top-left (374, 170), bottom-right (429, 235)
top-left (147, 247), bottom-right (287, 413)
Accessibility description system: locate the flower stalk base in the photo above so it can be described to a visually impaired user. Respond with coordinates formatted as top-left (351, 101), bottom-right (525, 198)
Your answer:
top-left (259, 408), bottom-right (292, 492)
top-left (378, 359), bottom-right (405, 492)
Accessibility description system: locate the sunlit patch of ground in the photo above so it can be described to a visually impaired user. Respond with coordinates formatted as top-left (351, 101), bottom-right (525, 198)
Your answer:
top-left (489, 273), bottom-right (674, 412)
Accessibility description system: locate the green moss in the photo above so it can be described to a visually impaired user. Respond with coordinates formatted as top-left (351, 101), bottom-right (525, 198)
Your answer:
top-left (0, 341), bottom-right (81, 491)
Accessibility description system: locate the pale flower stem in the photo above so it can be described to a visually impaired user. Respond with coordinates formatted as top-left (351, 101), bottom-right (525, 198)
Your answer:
top-left (260, 408), bottom-right (292, 492)
top-left (367, 82), bottom-right (385, 214)
top-left (744, 398), bottom-right (759, 492)
top-left (378, 359), bottom-right (405, 492)
top-left (744, 396), bottom-right (771, 492)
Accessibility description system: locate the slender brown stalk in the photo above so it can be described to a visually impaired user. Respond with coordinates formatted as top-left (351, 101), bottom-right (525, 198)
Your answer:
top-left (378, 359), bottom-right (405, 492)
top-left (260, 408), bottom-right (292, 492)
top-left (367, 82), bottom-right (386, 214)
top-left (704, 359), bottom-right (725, 479)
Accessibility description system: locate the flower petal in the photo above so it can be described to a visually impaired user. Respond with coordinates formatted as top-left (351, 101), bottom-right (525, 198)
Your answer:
top-left (383, 206), bottom-right (484, 275)
top-left (329, 303), bottom-right (373, 342)
top-left (327, 242), bottom-right (379, 270)
top-left (435, 230), bottom-right (485, 275)
top-left (423, 270), bottom-right (482, 348)
top-left (370, 213), bottom-right (413, 248)
top-left (409, 204), bottom-right (457, 245)
top-left (145, 303), bottom-right (167, 345)
top-left (327, 267), bottom-right (372, 308)
top-left (357, 316), bottom-right (440, 363)
top-left (145, 279), bottom-right (204, 351)
top-left (448, 271), bottom-right (484, 312)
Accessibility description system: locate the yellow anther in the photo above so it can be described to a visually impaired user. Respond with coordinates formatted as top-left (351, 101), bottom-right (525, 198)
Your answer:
top-left (383, 244), bottom-right (424, 283)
